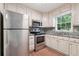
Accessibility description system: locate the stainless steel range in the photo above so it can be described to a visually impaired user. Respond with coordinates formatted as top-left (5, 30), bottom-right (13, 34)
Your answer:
top-left (29, 20), bottom-right (45, 51)
top-left (34, 35), bottom-right (45, 51)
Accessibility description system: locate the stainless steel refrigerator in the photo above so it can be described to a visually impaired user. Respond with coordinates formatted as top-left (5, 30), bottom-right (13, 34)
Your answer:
top-left (3, 10), bottom-right (29, 56)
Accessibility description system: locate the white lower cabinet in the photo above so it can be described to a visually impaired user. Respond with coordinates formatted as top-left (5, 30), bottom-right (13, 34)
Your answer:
top-left (45, 35), bottom-right (58, 50)
top-left (77, 45), bottom-right (79, 56)
top-left (51, 36), bottom-right (58, 50)
top-left (29, 45), bottom-right (34, 51)
top-left (69, 43), bottom-right (77, 56)
top-left (45, 35), bottom-right (79, 56)
top-left (69, 43), bottom-right (79, 56)
top-left (58, 39), bottom-right (63, 52)
top-left (62, 40), bottom-right (69, 55)
top-left (58, 39), bottom-right (69, 55)
top-left (29, 35), bottom-right (34, 51)
top-left (57, 37), bottom-right (69, 55)
top-left (45, 35), bottom-right (52, 47)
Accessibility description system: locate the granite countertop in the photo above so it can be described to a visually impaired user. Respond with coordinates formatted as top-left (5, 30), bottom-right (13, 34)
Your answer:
top-left (29, 31), bottom-right (79, 39)
top-left (46, 31), bottom-right (79, 39)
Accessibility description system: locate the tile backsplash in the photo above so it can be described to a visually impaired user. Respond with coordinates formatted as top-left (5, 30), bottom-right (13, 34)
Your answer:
top-left (73, 26), bottom-right (79, 32)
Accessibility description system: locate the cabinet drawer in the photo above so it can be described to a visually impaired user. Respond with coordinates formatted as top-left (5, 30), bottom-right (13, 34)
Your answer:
top-left (29, 40), bottom-right (34, 45)
top-left (29, 36), bottom-right (34, 39)
top-left (69, 38), bottom-right (79, 43)
top-left (29, 45), bottom-right (34, 51)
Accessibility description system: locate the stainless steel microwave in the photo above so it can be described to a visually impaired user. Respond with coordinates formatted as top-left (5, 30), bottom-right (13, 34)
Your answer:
top-left (32, 21), bottom-right (42, 27)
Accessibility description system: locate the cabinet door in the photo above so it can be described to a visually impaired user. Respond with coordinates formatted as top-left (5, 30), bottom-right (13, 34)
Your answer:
top-left (0, 3), bottom-right (3, 11)
top-left (31, 10), bottom-right (37, 20)
top-left (48, 13), bottom-right (56, 27)
top-left (69, 43), bottom-right (77, 56)
top-left (50, 36), bottom-right (58, 50)
top-left (45, 35), bottom-right (58, 50)
top-left (58, 39), bottom-right (64, 52)
top-left (16, 4), bottom-right (26, 14)
top-left (37, 13), bottom-right (42, 22)
top-left (27, 8), bottom-right (32, 27)
top-left (76, 45), bottom-right (79, 56)
top-left (58, 39), bottom-right (69, 55)
top-left (42, 13), bottom-right (49, 27)
top-left (45, 35), bottom-right (51, 47)
top-left (29, 36), bottom-right (34, 51)
top-left (62, 40), bottom-right (69, 55)
top-left (45, 35), bottom-right (49, 46)
top-left (29, 45), bottom-right (34, 51)
top-left (5, 4), bottom-right (17, 12)
top-left (72, 4), bottom-right (79, 26)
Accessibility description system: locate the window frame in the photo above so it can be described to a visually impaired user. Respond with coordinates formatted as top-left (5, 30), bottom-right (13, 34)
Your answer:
top-left (55, 11), bottom-right (72, 32)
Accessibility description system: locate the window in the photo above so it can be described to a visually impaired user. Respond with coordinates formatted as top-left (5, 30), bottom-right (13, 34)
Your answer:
top-left (56, 11), bottom-right (71, 31)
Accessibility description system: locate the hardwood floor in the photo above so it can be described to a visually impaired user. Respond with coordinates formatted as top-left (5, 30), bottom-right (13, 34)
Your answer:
top-left (30, 47), bottom-right (65, 56)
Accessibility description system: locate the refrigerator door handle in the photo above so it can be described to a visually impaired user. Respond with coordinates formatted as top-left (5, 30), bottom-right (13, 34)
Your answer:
top-left (6, 31), bottom-right (8, 45)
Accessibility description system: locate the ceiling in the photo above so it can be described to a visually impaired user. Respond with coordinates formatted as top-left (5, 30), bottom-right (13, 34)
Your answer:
top-left (23, 3), bottom-right (64, 12)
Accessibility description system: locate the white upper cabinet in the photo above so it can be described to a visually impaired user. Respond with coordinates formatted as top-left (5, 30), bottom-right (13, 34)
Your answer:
top-left (0, 3), bottom-right (3, 11)
top-left (5, 3), bottom-right (17, 12)
top-left (27, 8), bottom-right (32, 27)
top-left (42, 13), bottom-right (49, 27)
top-left (5, 4), bottom-right (27, 14)
top-left (31, 10), bottom-right (42, 22)
top-left (42, 12), bottom-right (56, 27)
top-left (27, 8), bottom-right (42, 27)
top-left (16, 4), bottom-right (26, 14)
top-left (31, 10), bottom-right (36, 20)
top-left (4, 4), bottom-right (29, 29)
top-left (48, 13), bottom-right (56, 27)
top-left (0, 3), bottom-right (4, 15)
top-left (72, 4), bottom-right (79, 26)
top-left (48, 13), bottom-right (53, 27)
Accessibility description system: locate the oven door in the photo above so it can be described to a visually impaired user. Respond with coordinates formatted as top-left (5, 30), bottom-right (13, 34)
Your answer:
top-left (37, 36), bottom-right (44, 44)
top-left (35, 36), bottom-right (45, 51)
